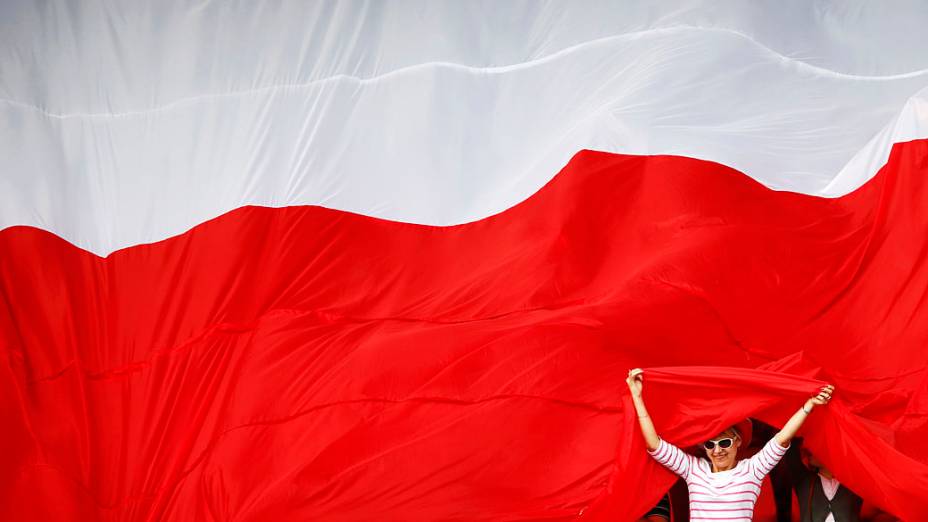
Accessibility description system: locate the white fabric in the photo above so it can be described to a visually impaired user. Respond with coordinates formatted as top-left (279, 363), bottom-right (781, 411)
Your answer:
top-left (2, 1), bottom-right (928, 256)
top-left (820, 474), bottom-right (840, 522)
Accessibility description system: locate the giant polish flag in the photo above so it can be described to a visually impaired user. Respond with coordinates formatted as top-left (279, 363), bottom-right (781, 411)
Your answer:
top-left (2, 2), bottom-right (928, 521)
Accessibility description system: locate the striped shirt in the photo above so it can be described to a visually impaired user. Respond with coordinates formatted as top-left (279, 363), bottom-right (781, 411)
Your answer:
top-left (648, 437), bottom-right (789, 521)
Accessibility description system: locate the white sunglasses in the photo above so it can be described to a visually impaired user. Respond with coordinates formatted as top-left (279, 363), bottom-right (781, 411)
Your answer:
top-left (703, 438), bottom-right (736, 450)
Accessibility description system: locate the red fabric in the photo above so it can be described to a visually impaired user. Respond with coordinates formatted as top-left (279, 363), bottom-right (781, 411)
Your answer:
top-left (2, 140), bottom-right (927, 520)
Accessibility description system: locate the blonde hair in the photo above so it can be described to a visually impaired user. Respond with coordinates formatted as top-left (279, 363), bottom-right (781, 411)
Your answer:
top-left (714, 426), bottom-right (741, 440)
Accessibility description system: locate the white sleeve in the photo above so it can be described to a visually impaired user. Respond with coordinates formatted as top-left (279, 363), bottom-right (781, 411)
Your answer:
top-left (648, 439), bottom-right (693, 480)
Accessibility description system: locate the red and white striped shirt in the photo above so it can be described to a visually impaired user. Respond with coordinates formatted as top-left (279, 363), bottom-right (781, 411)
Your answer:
top-left (648, 437), bottom-right (789, 521)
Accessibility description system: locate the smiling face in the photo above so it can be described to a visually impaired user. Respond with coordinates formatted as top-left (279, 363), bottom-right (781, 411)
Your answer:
top-left (704, 427), bottom-right (741, 472)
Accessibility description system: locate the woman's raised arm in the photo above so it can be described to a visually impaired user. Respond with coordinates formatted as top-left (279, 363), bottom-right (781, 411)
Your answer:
top-left (774, 384), bottom-right (834, 447)
top-left (627, 368), bottom-right (661, 451)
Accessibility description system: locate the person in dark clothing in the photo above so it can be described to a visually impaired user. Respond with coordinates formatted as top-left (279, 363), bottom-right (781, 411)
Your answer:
top-left (638, 493), bottom-right (671, 521)
top-left (778, 440), bottom-right (862, 522)
top-left (795, 452), bottom-right (862, 522)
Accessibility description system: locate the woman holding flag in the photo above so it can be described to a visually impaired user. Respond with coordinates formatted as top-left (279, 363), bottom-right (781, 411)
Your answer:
top-left (626, 368), bottom-right (833, 521)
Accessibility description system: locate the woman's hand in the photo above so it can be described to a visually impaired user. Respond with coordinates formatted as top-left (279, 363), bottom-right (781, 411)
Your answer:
top-left (626, 368), bottom-right (644, 398)
top-left (626, 368), bottom-right (660, 450)
top-left (804, 384), bottom-right (834, 412)
top-left (774, 384), bottom-right (834, 447)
